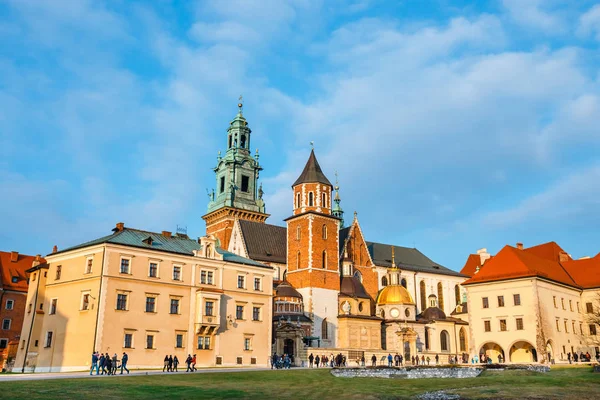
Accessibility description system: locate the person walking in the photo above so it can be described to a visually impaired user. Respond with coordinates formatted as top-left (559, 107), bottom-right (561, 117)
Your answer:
top-left (435, 354), bottom-right (439, 365)
top-left (112, 353), bottom-right (118, 375)
top-left (99, 353), bottom-right (106, 375)
top-left (567, 352), bottom-right (572, 364)
top-left (308, 353), bottom-right (314, 368)
top-left (421, 355), bottom-right (425, 365)
top-left (371, 354), bottom-right (377, 367)
top-left (315, 355), bottom-right (320, 368)
top-left (105, 354), bottom-right (112, 375)
top-left (192, 354), bottom-right (197, 371)
top-left (426, 356), bottom-right (430, 365)
top-left (168, 355), bottom-right (173, 372)
top-left (163, 355), bottom-right (169, 372)
top-left (90, 352), bottom-right (99, 376)
top-left (360, 355), bottom-right (365, 367)
top-left (399, 354), bottom-right (403, 366)
top-left (185, 354), bottom-right (192, 372)
top-left (173, 355), bottom-right (179, 372)
top-left (120, 352), bottom-right (129, 374)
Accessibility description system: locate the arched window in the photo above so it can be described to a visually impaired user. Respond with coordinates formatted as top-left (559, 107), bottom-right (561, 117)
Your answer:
top-left (322, 250), bottom-right (327, 269)
top-left (459, 327), bottom-right (467, 352)
top-left (321, 318), bottom-right (328, 339)
top-left (358, 302), bottom-right (363, 312)
top-left (322, 224), bottom-right (327, 239)
top-left (381, 276), bottom-right (388, 287)
top-left (353, 270), bottom-right (362, 282)
top-left (308, 192), bottom-right (314, 206)
top-left (322, 192), bottom-right (326, 207)
top-left (420, 281), bottom-right (426, 311)
top-left (297, 251), bottom-right (301, 270)
top-left (296, 193), bottom-right (301, 209)
top-left (296, 226), bottom-right (301, 241)
top-left (440, 330), bottom-right (449, 351)
top-left (240, 135), bottom-right (246, 148)
top-left (401, 278), bottom-right (407, 288)
top-left (437, 282), bottom-right (445, 311)
top-left (425, 327), bottom-right (430, 350)
top-left (228, 135), bottom-right (232, 148)
top-left (455, 284), bottom-right (461, 307)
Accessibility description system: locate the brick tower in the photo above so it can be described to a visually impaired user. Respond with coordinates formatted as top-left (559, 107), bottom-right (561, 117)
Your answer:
top-left (285, 149), bottom-right (341, 346)
top-left (202, 101), bottom-right (269, 249)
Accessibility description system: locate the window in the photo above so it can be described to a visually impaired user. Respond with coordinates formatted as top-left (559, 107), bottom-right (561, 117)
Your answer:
top-left (254, 277), bottom-right (261, 291)
top-left (564, 320), bottom-right (569, 333)
top-left (5, 300), bottom-right (14, 310)
top-left (172, 265), bottom-right (182, 281)
top-left (207, 271), bottom-right (213, 284)
top-left (200, 270), bottom-right (207, 284)
top-left (149, 262), bottom-right (158, 278)
top-left (572, 321), bottom-right (576, 333)
top-left (420, 280), bottom-right (426, 311)
top-left (296, 226), bottom-right (301, 241)
top-left (553, 296), bottom-right (557, 308)
top-left (437, 282), bottom-right (444, 311)
top-left (296, 251), bottom-right (301, 269)
top-left (0, 339), bottom-right (8, 349)
top-left (124, 333), bottom-right (133, 348)
top-left (499, 319), bottom-right (507, 331)
top-left (244, 337), bottom-right (252, 351)
top-left (176, 334), bottom-right (183, 348)
top-left (321, 318), bottom-right (328, 339)
top-left (577, 302), bottom-right (581, 312)
top-left (569, 300), bottom-right (573, 312)
top-left (120, 258), bottom-right (130, 274)
top-left (580, 323), bottom-right (583, 334)
top-left (39, 302), bottom-right (43, 311)
top-left (55, 265), bottom-right (62, 280)
top-left (296, 193), bottom-right (301, 208)
top-left (484, 320), bottom-right (491, 332)
top-left (85, 258), bottom-right (93, 274)
top-left (322, 224), bottom-right (327, 239)
top-left (198, 336), bottom-right (210, 350)
top-left (2, 319), bottom-right (11, 330)
top-left (561, 298), bottom-right (565, 310)
top-left (322, 250), bottom-right (327, 269)
top-left (455, 285), bottom-right (461, 307)
top-left (322, 192), bottom-right (326, 207)
top-left (586, 302), bottom-right (593, 313)
top-left (11, 277), bottom-right (18, 283)
top-left (170, 299), bottom-right (180, 314)
top-left (382, 276), bottom-right (388, 287)
top-left (81, 294), bottom-right (90, 311)
top-left (146, 334), bottom-right (154, 349)
top-left (497, 296), bottom-right (505, 307)
top-left (205, 301), bottom-right (214, 316)
top-left (116, 294), bottom-right (128, 311)
top-left (240, 134), bottom-right (246, 148)
top-left (556, 319), bottom-right (560, 332)
top-left (308, 192), bottom-right (314, 206)
top-left (32, 273), bottom-right (36, 282)
top-left (459, 328), bottom-right (466, 352)
top-left (252, 306), bottom-right (260, 321)
top-left (590, 324), bottom-right (597, 335)
top-left (28, 303), bottom-right (32, 313)
top-left (50, 299), bottom-right (57, 315)
top-left (440, 330), bottom-right (449, 351)
top-left (45, 331), bottom-right (53, 348)
top-left (513, 294), bottom-right (521, 306)
top-left (482, 297), bottom-right (489, 309)
top-left (145, 297), bottom-right (156, 313)
top-left (236, 305), bottom-right (244, 320)
top-left (241, 175), bottom-right (249, 192)
top-left (516, 318), bottom-right (524, 330)
top-left (401, 278), bottom-right (407, 288)
top-left (237, 275), bottom-right (245, 289)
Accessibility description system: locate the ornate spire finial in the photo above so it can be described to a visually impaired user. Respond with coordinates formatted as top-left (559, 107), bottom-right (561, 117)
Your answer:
top-left (391, 245), bottom-right (396, 268)
top-left (238, 95), bottom-right (243, 114)
top-left (310, 141), bottom-right (314, 149)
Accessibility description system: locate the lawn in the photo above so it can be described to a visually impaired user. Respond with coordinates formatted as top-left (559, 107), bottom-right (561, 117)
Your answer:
top-left (0, 366), bottom-right (598, 399)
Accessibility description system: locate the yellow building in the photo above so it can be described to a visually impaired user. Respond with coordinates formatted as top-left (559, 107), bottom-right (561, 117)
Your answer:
top-left (462, 242), bottom-right (600, 363)
top-left (14, 223), bottom-right (273, 372)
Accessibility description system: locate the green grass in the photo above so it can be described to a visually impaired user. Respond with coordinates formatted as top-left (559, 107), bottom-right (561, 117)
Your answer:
top-left (0, 365), bottom-right (598, 399)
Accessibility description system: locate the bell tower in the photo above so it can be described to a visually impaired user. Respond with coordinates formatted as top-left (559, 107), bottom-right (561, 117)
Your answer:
top-left (285, 149), bottom-right (341, 346)
top-left (203, 100), bottom-right (269, 249)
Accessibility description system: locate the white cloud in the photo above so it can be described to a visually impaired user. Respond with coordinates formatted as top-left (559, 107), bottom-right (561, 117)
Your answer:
top-left (502, 0), bottom-right (565, 33)
top-left (578, 4), bottom-right (600, 40)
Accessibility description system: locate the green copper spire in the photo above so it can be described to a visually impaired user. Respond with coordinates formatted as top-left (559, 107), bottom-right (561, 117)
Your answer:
top-left (332, 171), bottom-right (344, 228)
top-left (207, 99), bottom-right (266, 214)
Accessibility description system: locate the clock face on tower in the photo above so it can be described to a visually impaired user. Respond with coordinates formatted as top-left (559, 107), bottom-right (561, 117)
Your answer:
top-left (390, 308), bottom-right (400, 318)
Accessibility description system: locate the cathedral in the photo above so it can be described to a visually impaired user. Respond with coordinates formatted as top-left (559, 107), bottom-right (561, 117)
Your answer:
top-left (203, 102), bottom-right (470, 365)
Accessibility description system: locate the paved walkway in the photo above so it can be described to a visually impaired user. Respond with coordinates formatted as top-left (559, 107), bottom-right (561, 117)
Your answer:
top-left (0, 366), bottom-right (276, 382)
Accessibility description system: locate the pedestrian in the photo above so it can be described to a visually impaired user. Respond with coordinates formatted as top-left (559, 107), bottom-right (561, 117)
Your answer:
top-left (421, 355), bottom-right (425, 365)
top-left (411, 356), bottom-right (415, 365)
top-left (99, 353), bottom-right (106, 375)
top-left (308, 353), bottom-right (314, 368)
top-left (371, 354), bottom-right (377, 367)
top-left (168, 355), bottom-right (173, 372)
top-left (399, 354), bottom-right (403, 366)
top-left (192, 354), bottom-right (197, 371)
top-left (105, 354), bottom-right (112, 375)
top-left (361, 355), bottom-right (365, 367)
top-left (387, 353), bottom-right (393, 367)
top-left (121, 352), bottom-right (129, 374)
top-left (416, 355), bottom-right (419, 366)
top-left (394, 353), bottom-right (399, 367)
top-left (426, 356), bottom-right (430, 365)
top-left (435, 354), bottom-right (439, 365)
top-left (315, 355), bottom-right (320, 368)
top-left (163, 355), bottom-right (169, 372)
top-left (185, 354), bottom-right (192, 372)
top-left (112, 353), bottom-right (118, 375)
top-left (568, 352), bottom-right (572, 364)
top-left (173, 355), bottom-right (179, 372)
top-left (90, 352), bottom-right (99, 376)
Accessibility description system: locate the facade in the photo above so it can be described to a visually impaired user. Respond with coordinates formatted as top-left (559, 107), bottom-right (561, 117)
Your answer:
top-left (14, 226), bottom-right (273, 372)
top-left (462, 242), bottom-right (600, 363)
top-left (0, 251), bottom-right (43, 369)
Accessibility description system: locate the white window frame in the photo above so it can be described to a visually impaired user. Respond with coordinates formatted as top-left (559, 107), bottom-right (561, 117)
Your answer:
top-left (120, 257), bottom-right (132, 274)
top-left (148, 261), bottom-right (160, 278)
top-left (237, 274), bottom-right (246, 289)
top-left (80, 291), bottom-right (91, 311)
top-left (244, 336), bottom-right (253, 351)
top-left (145, 294), bottom-right (157, 313)
top-left (169, 297), bottom-right (181, 315)
top-left (116, 292), bottom-right (129, 311)
top-left (85, 257), bottom-right (93, 274)
top-left (45, 331), bottom-right (53, 348)
top-left (5, 299), bottom-right (14, 310)
top-left (254, 277), bottom-right (262, 291)
top-left (252, 306), bottom-right (261, 321)
top-left (146, 333), bottom-right (155, 349)
top-left (175, 332), bottom-right (185, 348)
top-left (172, 264), bottom-right (182, 281)
top-left (49, 298), bottom-right (58, 315)
top-left (2, 319), bottom-right (11, 330)
top-left (123, 332), bottom-right (134, 349)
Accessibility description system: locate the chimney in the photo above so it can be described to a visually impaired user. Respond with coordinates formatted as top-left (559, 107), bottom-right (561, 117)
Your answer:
top-left (10, 251), bottom-right (18, 262)
top-left (32, 254), bottom-right (41, 268)
top-left (162, 231), bottom-right (172, 238)
top-left (115, 222), bottom-right (125, 232)
top-left (559, 251), bottom-right (569, 263)
top-left (516, 242), bottom-right (523, 250)
top-left (52, 245), bottom-right (58, 254)
top-left (476, 248), bottom-right (490, 265)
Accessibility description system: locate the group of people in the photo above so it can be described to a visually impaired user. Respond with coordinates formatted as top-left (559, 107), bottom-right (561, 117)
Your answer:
top-left (90, 352), bottom-right (129, 375)
top-left (567, 351), bottom-right (594, 363)
top-left (383, 353), bottom-right (437, 367)
top-left (308, 353), bottom-right (346, 368)
top-left (162, 355), bottom-right (180, 372)
top-left (270, 353), bottom-right (293, 369)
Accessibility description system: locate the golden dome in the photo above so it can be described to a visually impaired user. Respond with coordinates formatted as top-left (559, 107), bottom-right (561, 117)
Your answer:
top-left (376, 285), bottom-right (414, 305)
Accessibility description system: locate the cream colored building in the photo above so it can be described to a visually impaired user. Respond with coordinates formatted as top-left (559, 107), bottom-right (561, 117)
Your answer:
top-left (14, 223), bottom-right (273, 372)
top-left (462, 242), bottom-right (600, 364)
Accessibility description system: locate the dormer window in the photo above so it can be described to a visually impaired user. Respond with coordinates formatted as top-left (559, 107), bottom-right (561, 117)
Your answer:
top-left (11, 277), bottom-right (18, 284)
top-left (142, 236), bottom-right (153, 245)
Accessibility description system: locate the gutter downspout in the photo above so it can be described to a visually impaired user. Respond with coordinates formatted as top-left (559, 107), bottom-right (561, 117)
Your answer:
top-left (22, 266), bottom-right (42, 373)
top-left (92, 247), bottom-right (106, 353)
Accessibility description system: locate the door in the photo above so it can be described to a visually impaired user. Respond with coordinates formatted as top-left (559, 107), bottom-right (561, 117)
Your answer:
top-left (284, 339), bottom-right (295, 357)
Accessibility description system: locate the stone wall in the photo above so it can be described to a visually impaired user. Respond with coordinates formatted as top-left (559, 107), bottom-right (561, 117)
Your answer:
top-left (330, 364), bottom-right (551, 379)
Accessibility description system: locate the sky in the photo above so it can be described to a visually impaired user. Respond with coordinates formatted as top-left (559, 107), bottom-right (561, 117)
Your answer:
top-left (1, 0), bottom-right (600, 271)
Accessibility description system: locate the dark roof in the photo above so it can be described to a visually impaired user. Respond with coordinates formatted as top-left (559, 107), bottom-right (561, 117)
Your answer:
top-left (273, 313), bottom-right (313, 323)
top-left (275, 281), bottom-right (303, 299)
top-left (53, 226), bottom-right (269, 269)
top-left (238, 220), bottom-right (287, 264)
top-left (451, 302), bottom-right (468, 315)
top-left (419, 307), bottom-right (447, 321)
top-left (367, 242), bottom-right (465, 277)
top-left (340, 276), bottom-right (371, 299)
top-left (339, 226), bottom-right (352, 254)
top-left (292, 149), bottom-right (332, 187)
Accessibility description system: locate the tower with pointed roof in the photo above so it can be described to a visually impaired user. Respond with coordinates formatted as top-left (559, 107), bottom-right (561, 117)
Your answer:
top-left (285, 149), bottom-right (341, 346)
top-left (332, 172), bottom-right (344, 228)
top-left (203, 101), bottom-right (269, 250)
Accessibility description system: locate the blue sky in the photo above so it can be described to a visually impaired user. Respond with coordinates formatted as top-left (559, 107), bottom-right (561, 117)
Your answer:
top-left (1, 0), bottom-right (600, 271)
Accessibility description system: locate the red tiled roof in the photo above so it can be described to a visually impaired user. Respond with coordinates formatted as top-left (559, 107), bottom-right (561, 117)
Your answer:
top-left (0, 251), bottom-right (42, 292)
top-left (523, 241), bottom-right (571, 262)
top-left (462, 245), bottom-right (579, 287)
top-left (460, 254), bottom-right (481, 277)
top-left (561, 254), bottom-right (600, 289)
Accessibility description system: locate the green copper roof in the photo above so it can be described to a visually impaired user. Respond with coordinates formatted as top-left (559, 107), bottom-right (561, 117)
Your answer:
top-left (52, 226), bottom-right (269, 269)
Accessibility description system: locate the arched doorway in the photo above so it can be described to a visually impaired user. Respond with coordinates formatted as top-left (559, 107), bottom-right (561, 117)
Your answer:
top-left (546, 341), bottom-right (554, 363)
top-left (509, 341), bottom-right (537, 363)
top-left (480, 342), bottom-right (505, 361)
top-left (284, 338), bottom-right (295, 357)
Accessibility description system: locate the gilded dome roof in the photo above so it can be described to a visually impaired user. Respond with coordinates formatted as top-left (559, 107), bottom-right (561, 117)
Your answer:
top-left (376, 285), bottom-right (414, 305)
